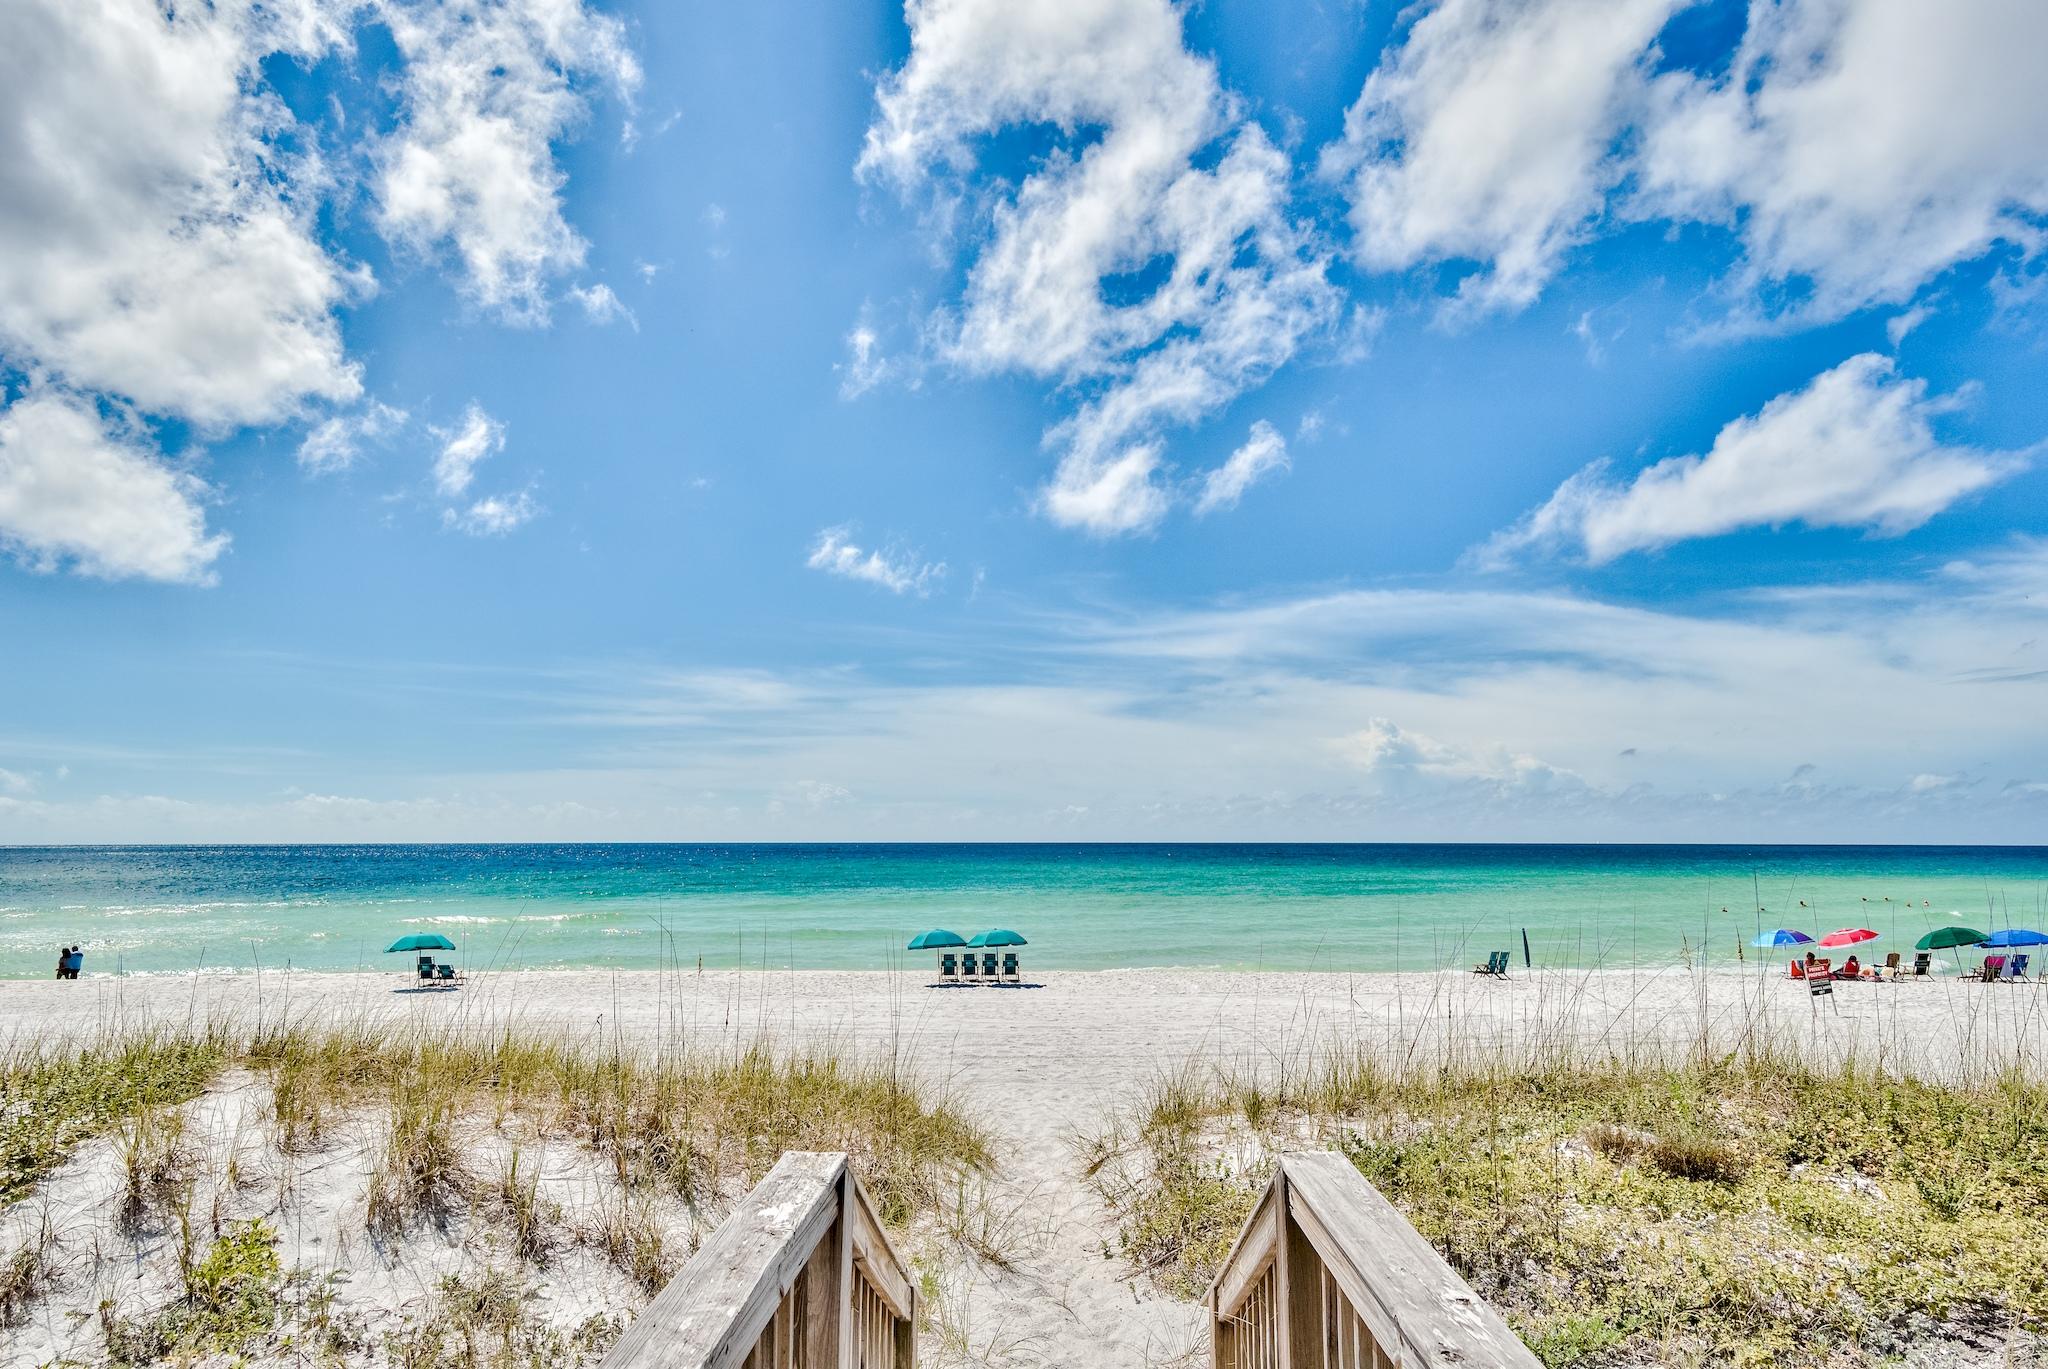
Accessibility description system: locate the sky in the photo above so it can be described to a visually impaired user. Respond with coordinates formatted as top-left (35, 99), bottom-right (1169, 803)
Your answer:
top-left (0, 0), bottom-right (2045, 844)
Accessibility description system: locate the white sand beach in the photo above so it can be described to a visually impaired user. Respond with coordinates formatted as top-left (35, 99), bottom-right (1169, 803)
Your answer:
top-left (5, 966), bottom-right (2046, 1368)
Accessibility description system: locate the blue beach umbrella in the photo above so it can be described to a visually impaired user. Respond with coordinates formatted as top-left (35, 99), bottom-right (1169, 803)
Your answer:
top-left (907, 929), bottom-right (968, 950)
top-left (385, 933), bottom-right (456, 953)
top-left (966, 929), bottom-right (1028, 948)
top-left (1751, 929), bottom-right (1814, 949)
top-left (1980, 929), bottom-right (2048, 948)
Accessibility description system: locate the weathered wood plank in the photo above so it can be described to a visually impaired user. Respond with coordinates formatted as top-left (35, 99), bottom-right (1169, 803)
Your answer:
top-left (598, 1151), bottom-right (845, 1369)
top-left (1213, 1176), bottom-right (1283, 1318)
top-left (1278, 1152), bottom-right (1542, 1368)
top-left (846, 1169), bottom-right (914, 1320)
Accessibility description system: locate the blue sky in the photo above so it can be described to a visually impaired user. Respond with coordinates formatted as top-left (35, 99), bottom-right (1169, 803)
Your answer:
top-left (1, 0), bottom-right (2045, 842)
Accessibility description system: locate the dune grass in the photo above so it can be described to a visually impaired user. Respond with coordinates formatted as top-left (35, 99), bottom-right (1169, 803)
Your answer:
top-left (1, 1015), bottom-right (991, 1362)
top-left (1091, 1043), bottom-right (2048, 1367)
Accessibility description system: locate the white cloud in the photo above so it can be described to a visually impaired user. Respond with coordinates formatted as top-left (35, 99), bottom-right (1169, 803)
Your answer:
top-left (1335, 717), bottom-right (1582, 796)
top-left (568, 282), bottom-right (637, 329)
top-left (0, 389), bottom-right (226, 584)
top-left (837, 322), bottom-right (890, 400)
top-left (0, 0), bottom-right (634, 586)
top-left (443, 490), bottom-right (539, 536)
top-left (1886, 302), bottom-right (1935, 348)
top-left (0, 767), bottom-right (33, 797)
top-left (860, 0), bottom-right (1338, 535)
top-left (1483, 353), bottom-right (2025, 564)
top-left (806, 526), bottom-right (944, 596)
top-left (1635, 0), bottom-right (2048, 325)
top-left (1322, 0), bottom-right (1687, 320)
top-left (0, 0), bottom-right (363, 429)
top-left (1194, 420), bottom-right (1289, 516)
top-left (373, 0), bottom-right (641, 323)
top-left (297, 400), bottom-right (408, 475)
top-left (432, 403), bottom-right (506, 497)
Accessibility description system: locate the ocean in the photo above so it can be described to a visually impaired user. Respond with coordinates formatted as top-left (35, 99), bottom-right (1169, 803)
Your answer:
top-left (3, 844), bottom-right (2045, 979)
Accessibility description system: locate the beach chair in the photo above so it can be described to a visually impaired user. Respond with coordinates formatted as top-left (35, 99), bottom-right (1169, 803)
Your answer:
top-left (1911, 952), bottom-right (1932, 977)
top-left (982, 952), bottom-right (998, 979)
top-left (961, 955), bottom-right (979, 983)
top-left (434, 963), bottom-right (464, 985)
top-left (1980, 955), bottom-right (2007, 983)
top-left (416, 955), bottom-right (437, 983)
top-left (2011, 953), bottom-right (2031, 981)
top-left (1882, 951), bottom-right (1902, 980)
top-left (1002, 952), bottom-right (1020, 983)
top-left (1472, 951), bottom-right (1508, 978)
top-left (1789, 959), bottom-right (1806, 980)
top-left (940, 953), bottom-right (959, 982)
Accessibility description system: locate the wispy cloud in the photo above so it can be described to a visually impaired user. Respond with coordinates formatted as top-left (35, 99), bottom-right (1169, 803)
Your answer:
top-left (1480, 354), bottom-right (2027, 565)
top-left (443, 490), bottom-right (539, 536)
top-left (1194, 421), bottom-right (1290, 516)
top-left (806, 526), bottom-right (944, 596)
top-left (431, 403), bottom-right (506, 497)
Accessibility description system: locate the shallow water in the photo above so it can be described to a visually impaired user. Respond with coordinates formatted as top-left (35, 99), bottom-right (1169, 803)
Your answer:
top-left (2, 843), bottom-right (2044, 978)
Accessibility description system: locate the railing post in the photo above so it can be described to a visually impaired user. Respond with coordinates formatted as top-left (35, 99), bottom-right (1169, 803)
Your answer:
top-left (801, 1164), bottom-right (853, 1367)
top-left (1281, 1194), bottom-right (1324, 1368)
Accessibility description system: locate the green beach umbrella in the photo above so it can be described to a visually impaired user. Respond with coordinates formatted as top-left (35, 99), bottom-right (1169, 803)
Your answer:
top-left (966, 929), bottom-right (1027, 948)
top-left (1915, 926), bottom-right (1987, 950)
top-left (385, 933), bottom-right (457, 953)
top-left (907, 929), bottom-right (968, 950)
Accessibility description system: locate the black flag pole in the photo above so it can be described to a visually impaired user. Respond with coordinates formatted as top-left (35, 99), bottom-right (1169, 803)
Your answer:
top-left (1521, 927), bottom-right (1532, 970)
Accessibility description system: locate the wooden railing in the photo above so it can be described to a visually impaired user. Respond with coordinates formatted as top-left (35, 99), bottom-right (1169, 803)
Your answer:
top-left (1207, 1152), bottom-right (1541, 1369)
top-left (599, 1152), bottom-right (916, 1369)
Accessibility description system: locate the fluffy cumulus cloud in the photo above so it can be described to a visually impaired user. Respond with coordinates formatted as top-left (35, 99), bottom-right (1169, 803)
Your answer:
top-left (806, 526), bottom-right (945, 596)
top-left (0, 0), bottom-right (364, 430)
top-left (1194, 421), bottom-right (1289, 516)
top-left (1328, 0), bottom-right (2048, 327)
top-left (1323, 0), bottom-right (1686, 319)
top-left (860, 0), bottom-right (1339, 535)
top-left (0, 0), bottom-right (631, 584)
top-left (0, 389), bottom-right (226, 583)
top-left (374, 0), bottom-right (641, 323)
top-left (1635, 0), bottom-right (2048, 324)
top-left (1335, 717), bottom-right (1583, 797)
top-left (1484, 353), bottom-right (2024, 564)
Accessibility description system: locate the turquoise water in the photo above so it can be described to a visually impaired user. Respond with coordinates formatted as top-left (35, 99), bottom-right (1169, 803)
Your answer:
top-left (3, 844), bottom-right (2046, 978)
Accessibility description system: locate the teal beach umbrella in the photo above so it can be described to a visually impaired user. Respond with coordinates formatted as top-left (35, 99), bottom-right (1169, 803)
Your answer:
top-left (907, 929), bottom-right (968, 950)
top-left (385, 933), bottom-right (457, 953)
top-left (966, 929), bottom-right (1028, 948)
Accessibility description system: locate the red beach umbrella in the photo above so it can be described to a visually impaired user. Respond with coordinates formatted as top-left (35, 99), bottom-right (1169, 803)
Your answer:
top-left (1817, 927), bottom-right (1879, 948)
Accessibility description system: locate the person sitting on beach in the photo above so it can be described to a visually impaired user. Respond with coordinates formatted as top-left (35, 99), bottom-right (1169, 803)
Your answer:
top-left (1841, 955), bottom-right (1863, 980)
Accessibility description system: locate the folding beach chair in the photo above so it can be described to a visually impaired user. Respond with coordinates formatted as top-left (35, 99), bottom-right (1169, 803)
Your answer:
top-left (1472, 951), bottom-right (1508, 978)
top-left (1911, 952), bottom-right (1932, 977)
top-left (940, 953), bottom-right (959, 982)
top-left (1981, 955), bottom-right (2007, 983)
top-left (981, 952), bottom-right (998, 979)
top-left (961, 955), bottom-right (979, 983)
top-left (1882, 951), bottom-right (1902, 980)
top-left (1001, 952), bottom-right (1020, 983)
top-left (1789, 959), bottom-right (1806, 980)
top-left (2011, 953), bottom-right (2031, 981)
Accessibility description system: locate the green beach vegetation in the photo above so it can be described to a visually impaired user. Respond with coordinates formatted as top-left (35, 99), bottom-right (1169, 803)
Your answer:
top-left (0, 1018), bottom-right (989, 1362)
top-left (1087, 1042), bottom-right (2048, 1367)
